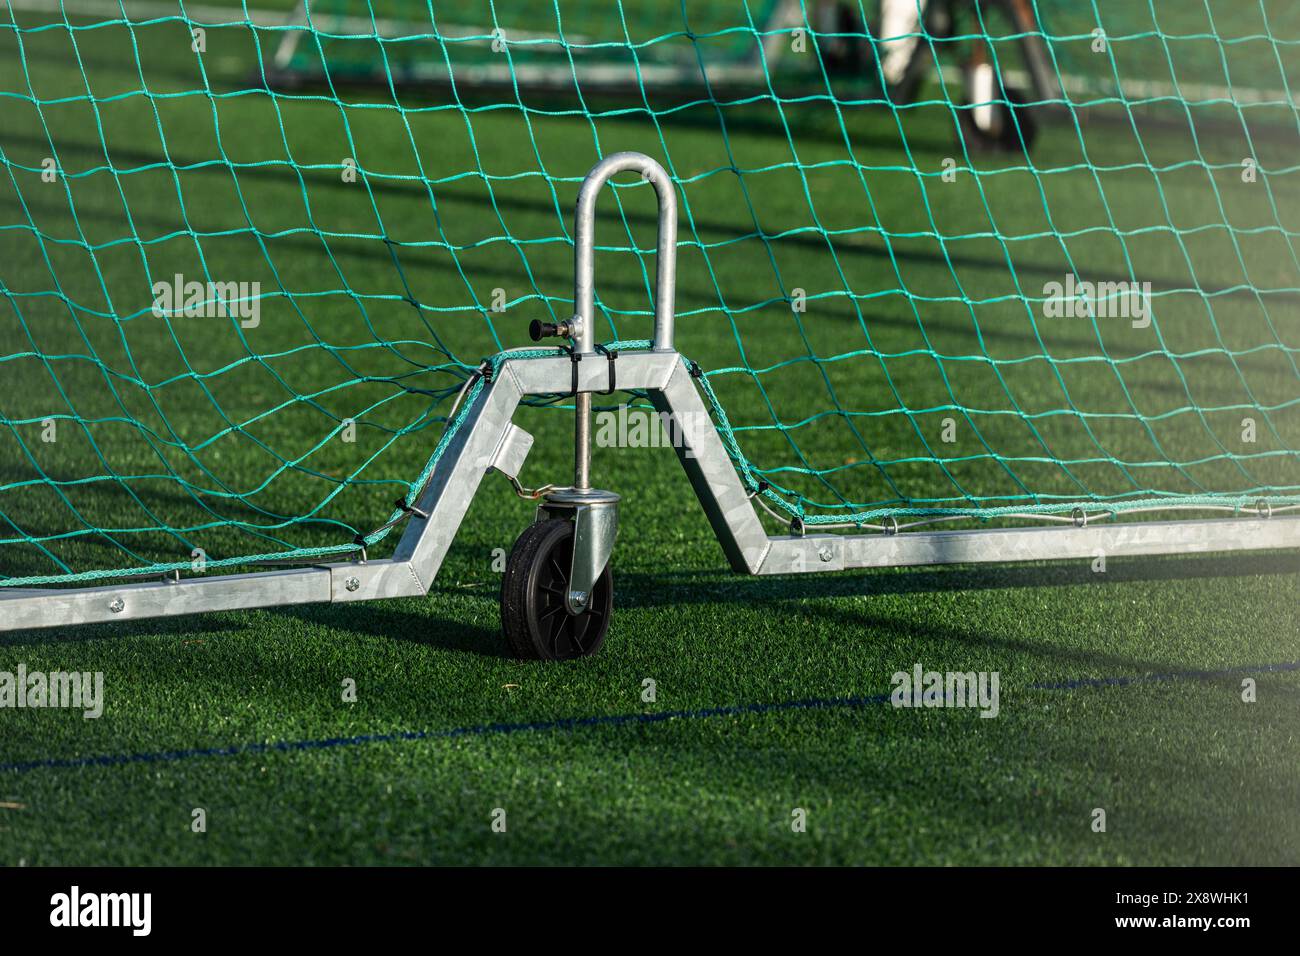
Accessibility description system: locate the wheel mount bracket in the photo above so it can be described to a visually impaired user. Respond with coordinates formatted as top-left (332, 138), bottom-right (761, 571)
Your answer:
top-left (539, 487), bottom-right (620, 614)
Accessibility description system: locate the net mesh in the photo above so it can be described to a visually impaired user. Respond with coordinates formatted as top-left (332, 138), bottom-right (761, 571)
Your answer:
top-left (0, 0), bottom-right (1297, 586)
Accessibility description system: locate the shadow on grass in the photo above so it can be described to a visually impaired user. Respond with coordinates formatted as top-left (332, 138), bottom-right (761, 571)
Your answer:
top-left (267, 599), bottom-right (509, 659)
top-left (0, 612), bottom-right (255, 649)
top-left (15, 669), bottom-right (1294, 865)
top-left (612, 549), bottom-right (1300, 607)
top-left (2, 550), bottom-right (1293, 669)
top-left (0, 591), bottom-right (507, 658)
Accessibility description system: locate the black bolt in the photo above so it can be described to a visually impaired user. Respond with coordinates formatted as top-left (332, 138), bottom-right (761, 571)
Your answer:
top-left (529, 319), bottom-right (562, 341)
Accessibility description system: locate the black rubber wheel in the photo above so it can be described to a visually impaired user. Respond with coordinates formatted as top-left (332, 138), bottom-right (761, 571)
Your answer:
top-left (958, 86), bottom-right (1038, 153)
top-left (501, 519), bottom-right (612, 661)
top-left (816, 3), bottom-right (869, 76)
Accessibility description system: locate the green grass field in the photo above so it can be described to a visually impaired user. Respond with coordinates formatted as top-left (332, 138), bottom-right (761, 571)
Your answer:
top-left (1, 0), bottom-right (1298, 865)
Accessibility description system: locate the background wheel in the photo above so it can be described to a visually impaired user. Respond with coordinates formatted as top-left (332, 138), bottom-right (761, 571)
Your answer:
top-left (958, 86), bottom-right (1037, 153)
top-left (815, 2), bottom-right (869, 76)
top-left (501, 519), bottom-right (612, 661)
top-left (866, 0), bottom-right (942, 105)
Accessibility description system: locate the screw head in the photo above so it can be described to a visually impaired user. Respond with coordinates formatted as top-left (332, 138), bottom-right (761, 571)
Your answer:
top-left (344, 576), bottom-right (360, 592)
top-left (817, 546), bottom-right (833, 563)
top-left (108, 597), bottom-right (125, 613)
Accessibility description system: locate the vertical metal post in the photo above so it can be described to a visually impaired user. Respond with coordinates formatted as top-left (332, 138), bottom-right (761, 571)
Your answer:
top-left (572, 151), bottom-right (678, 489)
top-left (575, 394), bottom-right (592, 489)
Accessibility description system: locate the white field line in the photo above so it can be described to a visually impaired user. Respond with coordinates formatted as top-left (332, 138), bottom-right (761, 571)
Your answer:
top-left (4, 0), bottom-right (1294, 105)
top-left (936, 64), bottom-right (1291, 108)
top-left (3, 0), bottom-right (580, 41)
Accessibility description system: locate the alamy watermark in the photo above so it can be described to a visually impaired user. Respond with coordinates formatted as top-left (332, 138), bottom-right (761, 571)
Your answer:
top-left (0, 664), bottom-right (104, 718)
top-left (891, 663), bottom-right (999, 718)
top-left (50, 886), bottom-right (150, 936)
top-left (594, 404), bottom-right (705, 459)
top-left (151, 273), bottom-right (261, 328)
top-left (1042, 273), bottom-right (1151, 329)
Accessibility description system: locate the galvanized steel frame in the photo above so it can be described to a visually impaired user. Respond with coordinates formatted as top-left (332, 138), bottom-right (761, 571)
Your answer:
top-left (1, 348), bottom-right (1294, 631)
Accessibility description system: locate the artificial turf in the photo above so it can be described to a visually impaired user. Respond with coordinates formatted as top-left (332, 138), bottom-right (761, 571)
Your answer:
top-left (0, 0), bottom-right (1298, 865)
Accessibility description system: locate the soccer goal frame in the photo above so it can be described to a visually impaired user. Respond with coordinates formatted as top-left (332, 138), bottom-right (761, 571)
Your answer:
top-left (2, 151), bottom-right (1296, 635)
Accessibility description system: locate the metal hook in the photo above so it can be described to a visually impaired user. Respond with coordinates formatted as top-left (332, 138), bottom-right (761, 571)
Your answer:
top-left (573, 152), bottom-right (678, 356)
top-left (570, 152), bottom-right (679, 489)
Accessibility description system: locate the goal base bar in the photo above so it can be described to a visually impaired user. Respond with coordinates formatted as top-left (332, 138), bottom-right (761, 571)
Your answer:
top-left (1, 350), bottom-right (1294, 632)
top-left (758, 518), bottom-right (1296, 574)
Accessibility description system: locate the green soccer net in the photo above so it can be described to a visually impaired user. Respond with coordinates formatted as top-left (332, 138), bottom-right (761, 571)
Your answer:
top-left (0, 0), bottom-right (1297, 587)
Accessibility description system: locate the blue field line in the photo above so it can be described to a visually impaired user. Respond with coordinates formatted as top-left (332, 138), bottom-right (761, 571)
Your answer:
top-left (2, 660), bottom-right (1297, 775)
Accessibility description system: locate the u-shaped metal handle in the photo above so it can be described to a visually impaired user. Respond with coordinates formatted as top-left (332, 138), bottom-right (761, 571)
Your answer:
top-left (573, 152), bottom-right (678, 354)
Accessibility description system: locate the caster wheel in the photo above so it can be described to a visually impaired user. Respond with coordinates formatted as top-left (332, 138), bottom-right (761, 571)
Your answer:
top-left (958, 86), bottom-right (1038, 153)
top-left (501, 519), bottom-right (612, 661)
